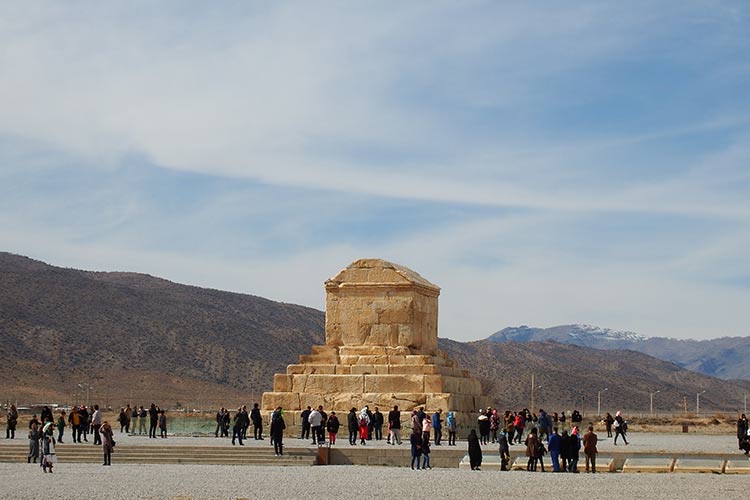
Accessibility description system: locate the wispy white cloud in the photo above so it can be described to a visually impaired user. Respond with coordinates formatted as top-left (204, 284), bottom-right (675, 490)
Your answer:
top-left (0, 1), bottom-right (748, 340)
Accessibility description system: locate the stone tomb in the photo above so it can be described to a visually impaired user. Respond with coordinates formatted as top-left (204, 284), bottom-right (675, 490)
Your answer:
top-left (262, 259), bottom-right (490, 430)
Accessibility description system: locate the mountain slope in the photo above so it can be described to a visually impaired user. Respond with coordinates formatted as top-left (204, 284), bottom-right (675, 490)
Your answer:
top-left (440, 338), bottom-right (750, 412)
top-left (489, 324), bottom-right (750, 381)
top-left (0, 252), bottom-right (325, 406)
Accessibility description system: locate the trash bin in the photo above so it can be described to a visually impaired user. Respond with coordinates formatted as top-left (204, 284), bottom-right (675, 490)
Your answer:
top-left (682, 424), bottom-right (688, 433)
top-left (316, 445), bottom-right (329, 465)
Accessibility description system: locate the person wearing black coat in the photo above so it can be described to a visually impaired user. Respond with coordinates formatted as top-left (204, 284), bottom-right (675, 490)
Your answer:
top-left (148, 404), bottom-right (158, 439)
top-left (467, 429), bottom-right (482, 470)
top-left (737, 414), bottom-right (748, 450)
top-left (326, 412), bottom-right (340, 445)
top-left (387, 405), bottom-right (401, 445)
top-left (347, 408), bottom-right (358, 445)
top-left (250, 403), bottom-right (263, 440)
top-left (560, 430), bottom-right (571, 472)
top-left (410, 428), bottom-right (423, 469)
top-left (497, 430), bottom-right (510, 471)
top-left (372, 408), bottom-right (384, 441)
top-left (270, 408), bottom-right (286, 456)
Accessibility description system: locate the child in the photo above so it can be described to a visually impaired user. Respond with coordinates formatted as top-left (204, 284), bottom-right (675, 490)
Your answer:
top-left (421, 434), bottom-right (431, 469)
top-left (158, 410), bottom-right (167, 438)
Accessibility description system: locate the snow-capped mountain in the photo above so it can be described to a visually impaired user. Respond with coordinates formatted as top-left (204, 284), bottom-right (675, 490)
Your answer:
top-left (487, 324), bottom-right (750, 381)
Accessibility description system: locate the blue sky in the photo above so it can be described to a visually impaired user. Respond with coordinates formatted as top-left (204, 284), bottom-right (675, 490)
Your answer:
top-left (1, 1), bottom-right (748, 340)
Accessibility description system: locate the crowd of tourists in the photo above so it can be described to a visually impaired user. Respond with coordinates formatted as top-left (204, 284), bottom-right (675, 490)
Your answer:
top-left (7, 402), bottom-right (750, 471)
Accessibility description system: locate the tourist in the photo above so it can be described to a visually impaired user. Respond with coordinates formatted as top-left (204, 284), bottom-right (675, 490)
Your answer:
top-left (118, 407), bottom-right (127, 433)
top-left (326, 411), bottom-right (339, 445)
top-left (347, 408), bottom-right (358, 445)
top-left (100, 420), bottom-right (114, 466)
top-left (740, 431), bottom-right (750, 455)
top-left (138, 406), bottom-right (147, 435)
top-left (498, 428), bottom-right (510, 471)
top-left (421, 433), bottom-right (431, 469)
top-left (270, 407), bottom-right (285, 456)
top-left (613, 411), bottom-right (628, 445)
top-left (68, 407), bottom-right (80, 443)
top-left (317, 406), bottom-right (328, 444)
top-left (358, 407), bottom-right (370, 445)
top-left (148, 403), bottom-right (159, 439)
top-left (40, 422), bottom-right (56, 473)
top-left (40, 406), bottom-right (53, 424)
top-left (548, 426), bottom-right (561, 472)
top-left (308, 406), bottom-right (322, 445)
top-left (583, 425), bottom-right (598, 473)
top-left (489, 409), bottom-right (500, 444)
top-left (604, 412), bottom-right (614, 438)
top-left (240, 405), bottom-right (249, 440)
top-left (27, 422), bottom-right (39, 463)
top-left (6, 404), bottom-right (18, 439)
top-left (446, 411), bottom-right (457, 446)
top-left (158, 410), bottom-right (167, 438)
top-left (215, 407), bottom-right (225, 437)
top-left (525, 427), bottom-right (541, 472)
top-left (130, 406), bottom-right (138, 434)
top-left (251, 403), bottom-right (263, 440)
top-left (513, 411), bottom-right (525, 444)
top-left (365, 406), bottom-right (374, 440)
top-left (79, 406), bottom-right (89, 442)
top-left (410, 428), bottom-right (422, 470)
top-left (92, 405), bottom-right (102, 445)
top-left (29, 414), bottom-right (40, 430)
top-left (432, 409), bottom-right (442, 445)
top-left (571, 409), bottom-right (583, 424)
top-left (300, 406), bottom-right (311, 440)
top-left (372, 407), bottom-right (384, 441)
top-left (411, 410), bottom-right (420, 435)
top-left (232, 407), bottom-right (244, 445)
top-left (569, 426), bottom-right (581, 472)
top-left (387, 405), bottom-right (401, 445)
top-left (56, 411), bottom-right (66, 443)
top-left (737, 414), bottom-right (748, 450)
top-left (559, 429), bottom-right (570, 472)
top-left (467, 429), bottom-right (482, 470)
top-left (537, 409), bottom-right (550, 443)
top-left (477, 409), bottom-right (490, 445)
top-left (421, 412), bottom-right (432, 443)
top-left (559, 411), bottom-right (567, 431)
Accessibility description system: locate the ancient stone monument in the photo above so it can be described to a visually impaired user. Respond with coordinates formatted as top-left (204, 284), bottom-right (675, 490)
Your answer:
top-left (261, 259), bottom-right (490, 428)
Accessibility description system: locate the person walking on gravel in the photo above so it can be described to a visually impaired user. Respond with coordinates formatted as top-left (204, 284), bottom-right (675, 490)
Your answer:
top-left (613, 411), bottom-right (628, 445)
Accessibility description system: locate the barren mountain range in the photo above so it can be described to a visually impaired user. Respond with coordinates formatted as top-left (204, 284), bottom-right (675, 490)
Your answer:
top-left (1, 252), bottom-right (748, 413)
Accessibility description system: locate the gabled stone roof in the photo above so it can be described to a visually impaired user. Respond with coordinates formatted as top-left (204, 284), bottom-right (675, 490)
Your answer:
top-left (325, 258), bottom-right (440, 292)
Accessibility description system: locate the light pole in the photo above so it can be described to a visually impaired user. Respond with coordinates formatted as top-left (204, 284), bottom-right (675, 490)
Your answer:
top-left (650, 390), bottom-right (661, 417)
top-left (78, 383), bottom-right (92, 407)
top-left (597, 388), bottom-right (608, 417)
top-left (696, 390), bottom-right (706, 415)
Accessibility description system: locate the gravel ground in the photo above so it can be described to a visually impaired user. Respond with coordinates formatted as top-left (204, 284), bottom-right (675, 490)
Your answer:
top-left (1, 430), bottom-right (738, 454)
top-left (2, 462), bottom-right (748, 500)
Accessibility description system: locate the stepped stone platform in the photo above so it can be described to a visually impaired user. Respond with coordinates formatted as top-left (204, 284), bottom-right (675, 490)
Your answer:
top-left (262, 259), bottom-right (491, 432)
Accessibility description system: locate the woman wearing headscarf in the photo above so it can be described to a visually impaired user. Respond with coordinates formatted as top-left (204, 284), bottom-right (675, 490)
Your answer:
top-left (40, 422), bottom-right (56, 473)
top-left (525, 427), bottom-right (540, 471)
top-left (446, 411), bottom-right (457, 446)
top-left (467, 429), bottom-right (482, 470)
top-left (569, 426), bottom-right (581, 472)
top-left (27, 422), bottom-right (39, 463)
top-left (100, 420), bottom-right (114, 466)
top-left (613, 411), bottom-right (628, 445)
top-left (409, 427), bottom-right (423, 470)
top-left (358, 407), bottom-right (370, 445)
